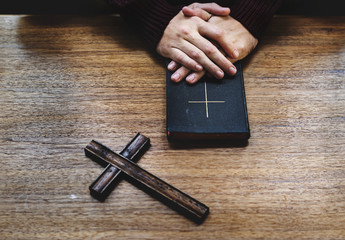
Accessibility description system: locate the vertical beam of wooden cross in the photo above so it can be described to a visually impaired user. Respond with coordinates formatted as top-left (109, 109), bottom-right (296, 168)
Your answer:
top-left (86, 133), bottom-right (150, 201)
top-left (188, 81), bottom-right (225, 118)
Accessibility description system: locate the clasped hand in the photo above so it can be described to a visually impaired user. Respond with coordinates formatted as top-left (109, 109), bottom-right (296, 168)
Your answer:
top-left (156, 3), bottom-right (258, 84)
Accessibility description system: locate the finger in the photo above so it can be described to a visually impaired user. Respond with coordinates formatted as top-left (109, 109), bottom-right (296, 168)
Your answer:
top-left (216, 40), bottom-right (239, 60)
top-left (198, 23), bottom-right (237, 75)
top-left (200, 20), bottom-right (239, 59)
top-left (169, 47), bottom-right (203, 72)
top-left (182, 7), bottom-right (212, 21)
top-left (219, 44), bottom-right (239, 62)
top-left (183, 32), bottom-right (237, 77)
top-left (167, 60), bottom-right (180, 71)
top-left (190, 3), bottom-right (230, 16)
top-left (226, 56), bottom-right (239, 64)
top-left (177, 39), bottom-right (225, 79)
top-left (186, 70), bottom-right (206, 84)
top-left (170, 66), bottom-right (192, 83)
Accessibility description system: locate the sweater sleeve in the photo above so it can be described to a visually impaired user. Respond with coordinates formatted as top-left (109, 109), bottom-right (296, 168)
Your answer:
top-left (107, 0), bottom-right (283, 47)
top-left (230, 0), bottom-right (283, 38)
top-left (107, 0), bottom-right (182, 49)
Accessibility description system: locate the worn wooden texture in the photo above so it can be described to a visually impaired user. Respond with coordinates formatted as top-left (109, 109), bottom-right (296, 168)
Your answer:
top-left (88, 133), bottom-right (150, 201)
top-left (0, 15), bottom-right (344, 239)
top-left (85, 140), bottom-right (209, 223)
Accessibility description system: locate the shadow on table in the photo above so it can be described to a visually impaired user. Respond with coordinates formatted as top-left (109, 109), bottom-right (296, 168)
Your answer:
top-left (16, 15), bottom-right (165, 67)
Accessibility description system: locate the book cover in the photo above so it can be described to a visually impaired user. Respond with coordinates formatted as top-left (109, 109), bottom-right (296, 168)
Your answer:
top-left (166, 62), bottom-right (250, 142)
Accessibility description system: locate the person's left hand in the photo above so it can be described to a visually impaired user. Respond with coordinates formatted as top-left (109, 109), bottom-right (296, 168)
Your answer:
top-left (169, 10), bottom-right (258, 84)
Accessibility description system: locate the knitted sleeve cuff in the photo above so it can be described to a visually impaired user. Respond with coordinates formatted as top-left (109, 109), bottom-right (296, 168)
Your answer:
top-left (113, 0), bottom-right (182, 49)
top-left (230, 0), bottom-right (282, 38)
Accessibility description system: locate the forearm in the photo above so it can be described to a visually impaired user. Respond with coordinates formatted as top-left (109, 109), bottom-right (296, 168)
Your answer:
top-left (107, 0), bottom-right (182, 48)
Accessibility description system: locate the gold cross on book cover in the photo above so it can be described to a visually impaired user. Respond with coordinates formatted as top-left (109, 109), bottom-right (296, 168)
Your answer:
top-left (188, 81), bottom-right (225, 118)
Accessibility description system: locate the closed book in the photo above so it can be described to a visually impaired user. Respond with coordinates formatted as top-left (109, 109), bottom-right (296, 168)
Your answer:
top-left (166, 62), bottom-right (250, 142)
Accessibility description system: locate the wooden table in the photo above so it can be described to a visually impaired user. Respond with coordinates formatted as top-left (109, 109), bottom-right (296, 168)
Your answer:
top-left (1, 15), bottom-right (344, 239)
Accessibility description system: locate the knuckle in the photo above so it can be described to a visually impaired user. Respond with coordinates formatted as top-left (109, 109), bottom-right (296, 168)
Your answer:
top-left (213, 28), bottom-right (224, 39)
top-left (204, 45), bottom-right (216, 56)
top-left (190, 50), bottom-right (201, 60)
top-left (217, 29), bottom-right (225, 38)
top-left (236, 43), bottom-right (245, 52)
top-left (177, 25), bottom-right (191, 37)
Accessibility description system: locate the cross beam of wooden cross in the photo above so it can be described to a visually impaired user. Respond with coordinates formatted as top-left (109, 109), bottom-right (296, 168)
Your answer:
top-left (87, 133), bottom-right (150, 201)
top-left (85, 139), bottom-right (209, 223)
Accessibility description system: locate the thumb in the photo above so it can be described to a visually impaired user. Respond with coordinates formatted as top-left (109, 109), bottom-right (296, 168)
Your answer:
top-left (182, 6), bottom-right (212, 21)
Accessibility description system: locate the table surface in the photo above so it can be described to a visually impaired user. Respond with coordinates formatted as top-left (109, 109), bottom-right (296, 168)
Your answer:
top-left (1, 15), bottom-right (344, 239)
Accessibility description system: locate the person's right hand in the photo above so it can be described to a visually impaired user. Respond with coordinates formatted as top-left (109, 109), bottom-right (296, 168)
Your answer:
top-left (156, 3), bottom-right (237, 82)
top-left (167, 6), bottom-right (258, 84)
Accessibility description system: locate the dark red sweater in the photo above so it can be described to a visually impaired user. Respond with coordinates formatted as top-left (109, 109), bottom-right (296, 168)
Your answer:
top-left (107, 0), bottom-right (282, 48)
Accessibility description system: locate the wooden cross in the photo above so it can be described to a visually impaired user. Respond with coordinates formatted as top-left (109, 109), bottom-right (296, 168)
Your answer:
top-left (85, 134), bottom-right (209, 223)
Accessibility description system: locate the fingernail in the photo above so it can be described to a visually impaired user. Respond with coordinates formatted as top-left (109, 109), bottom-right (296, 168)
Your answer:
top-left (195, 64), bottom-right (203, 71)
top-left (171, 72), bottom-right (180, 82)
top-left (186, 73), bottom-right (195, 82)
top-left (168, 61), bottom-right (176, 70)
top-left (230, 66), bottom-right (237, 75)
top-left (216, 70), bottom-right (224, 79)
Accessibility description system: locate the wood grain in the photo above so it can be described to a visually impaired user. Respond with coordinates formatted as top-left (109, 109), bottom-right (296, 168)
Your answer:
top-left (88, 133), bottom-right (150, 201)
top-left (0, 15), bottom-right (344, 239)
top-left (85, 140), bottom-right (209, 223)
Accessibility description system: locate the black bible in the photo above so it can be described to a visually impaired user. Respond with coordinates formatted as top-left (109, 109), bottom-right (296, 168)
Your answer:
top-left (166, 62), bottom-right (250, 142)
